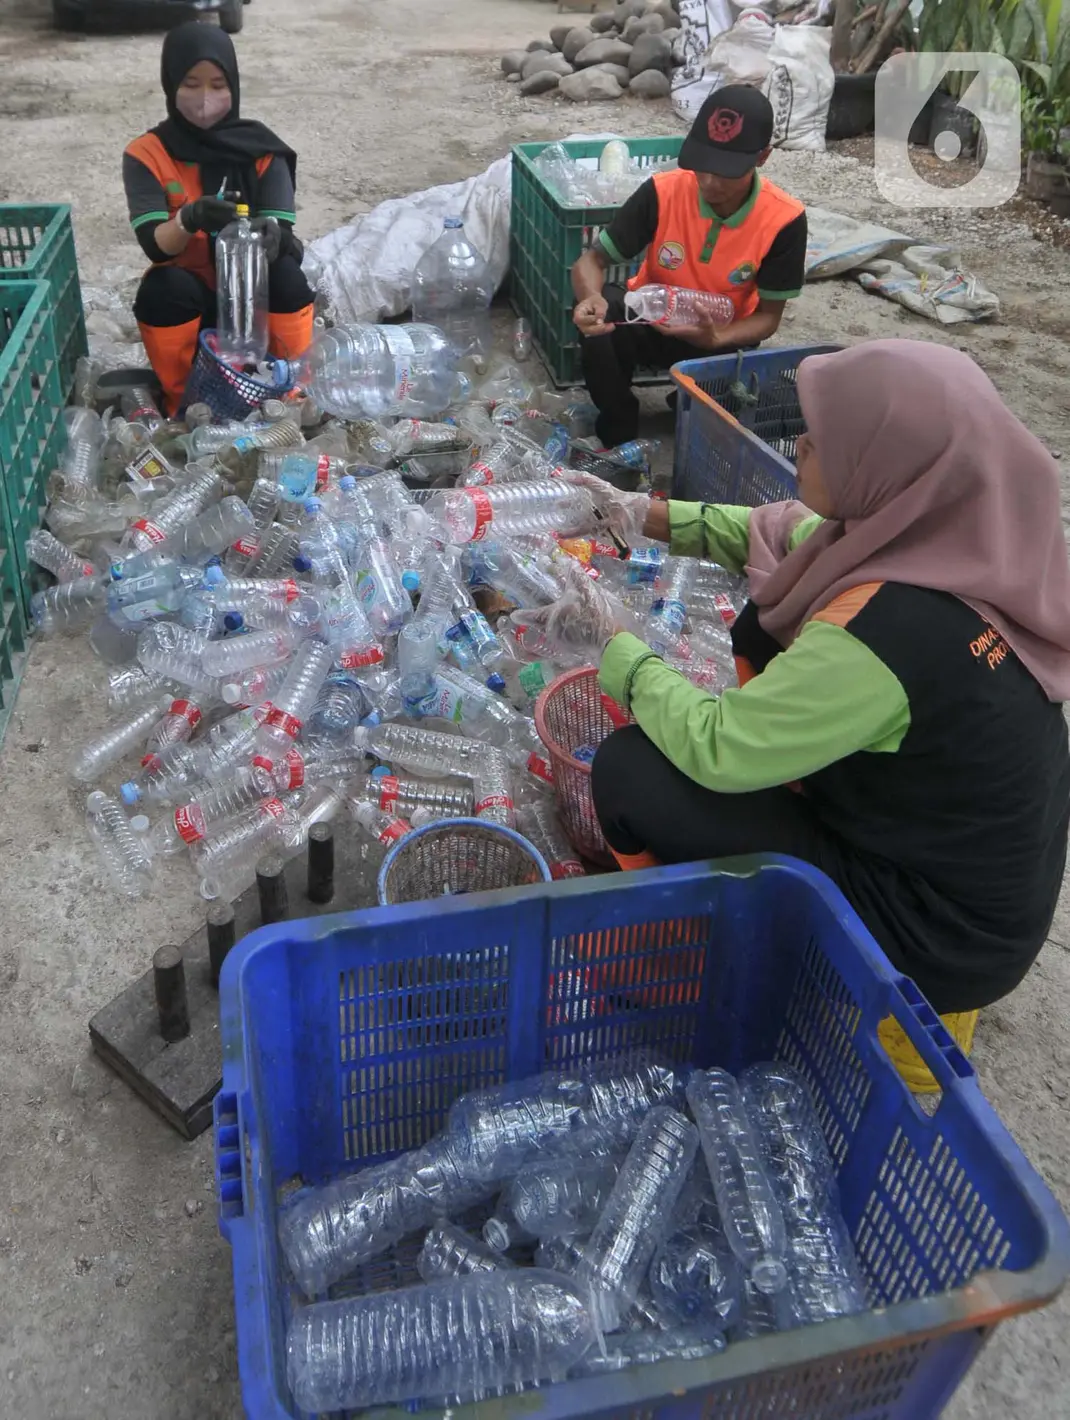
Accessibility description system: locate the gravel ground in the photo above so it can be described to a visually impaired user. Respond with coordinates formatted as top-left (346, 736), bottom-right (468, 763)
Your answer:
top-left (0, 0), bottom-right (1068, 1416)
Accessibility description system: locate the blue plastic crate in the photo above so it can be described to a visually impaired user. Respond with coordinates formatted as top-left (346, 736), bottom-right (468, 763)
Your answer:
top-left (670, 344), bottom-right (842, 505)
top-left (215, 858), bottom-right (1070, 1420)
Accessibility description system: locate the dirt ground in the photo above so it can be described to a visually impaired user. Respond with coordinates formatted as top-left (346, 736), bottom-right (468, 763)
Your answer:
top-left (0, 0), bottom-right (1069, 1416)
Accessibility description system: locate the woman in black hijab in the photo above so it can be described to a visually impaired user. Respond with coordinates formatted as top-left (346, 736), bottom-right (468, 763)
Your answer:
top-left (123, 22), bottom-right (314, 412)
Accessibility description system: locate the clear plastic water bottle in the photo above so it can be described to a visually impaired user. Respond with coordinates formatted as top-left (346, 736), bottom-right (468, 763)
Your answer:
top-left (105, 665), bottom-right (174, 714)
top-left (352, 721), bottom-right (483, 779)
top-left (27, 528), bottom-right (95, 583)
top-left (256, 639), bottom-right (333, 752)
top-left (428, 482), bottom-right (592, 544)
top-left (153, 496), bottom-right (257, 567)
top-left (489, 1156), bottom-right (620, 1248)
top-left (462, 440), bottom-right (523, 487)
top-left (136, 622), bottom-right (222, 701)
top-left (285, 1269), bottom-right (598, 1412)
top-left (455, 609), bottom-right (505, 671)
top-left (185, 419), bottom-right (248, 461)
top-left (85, 790), bottom-right (153, 899)
top-left (119, 741), bottom-right (207, 808)
top-left (686, 1068), bottom-right (789, 1297)
top-left (30, 576), bottom-right (107, 635)
top-left (144, 696), bottom-right (208, 760)
top-left (512, 316), bottom-right (532, 363)
top-left (295, 498), bottom-right (349, 584)
top-left (623, 285), bottom-right (734, 328)
top-left (414, 548), bottom-right (469, 628)
top-left (417, 1222), bottom-right (511, 1281)
top-left (388, 419), bottom-right (467, 457)
top-left (372, 771), bottom-right (472, 819)
top-left (192, 797), bottom-right (297, 900)
top-left (466, 539), bottom-right (564, 607)
top-left (69, 696), bottom-right (172, 782)
top-left (310, 671), bottom-right (372, 735)
top-left (648, 1219), bottom-right (743, 1333)
top-left (243, 522), bottom-right (300, 578)
top-left (398, 618), bottom-right (443, 709)
top-left (217, 419), bottom-right (303, 482)
top-left (60, 407), bottom-right (105, 492)
top-left (350, 800), bottom-right (413, 847)
top-left (446, 1074), bottom-right (590, 1184)
top-left (120, 467), bottom-right (224, 554)
top-left (107, 561), bottom-right (203, 625)
top-left (121, 387), bottom-right (164, 436)
top-left (150, 764), bottom-right (275, 856)
top-left (646, 558), bottom-right (697, 656)
top-left (472, 749), bottom-right (515, 828)
top-left (574, 1107), bottom-right (699, 1330)
top-left (220, 662), bottom-right (289, 710)
top-left (411, 217), bottom-right (493, 366)
top-left (308, 323), bottom-right (463, 420)
top-left (350, 534), bottom-right (411, 636)
top-left (576, 1324), bottom-right (725, 1374)
top-left (518, 801), bottom-right (584, 880)
top-left (215, 205), bottom-right (269, 368)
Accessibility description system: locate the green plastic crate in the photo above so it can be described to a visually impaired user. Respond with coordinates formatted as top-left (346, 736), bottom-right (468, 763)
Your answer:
top-left (0, 204), bottom-right (88, 400)
top-left (0, 281), bottom-right (65, 620)
top-left (510, 136), bottom-right (683, 388)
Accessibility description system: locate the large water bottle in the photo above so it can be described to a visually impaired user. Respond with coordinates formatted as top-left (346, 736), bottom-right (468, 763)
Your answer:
top-left (150, 764), bottom-right (276, 856)
top-left (411, 217), bottom-right (493, 366)
top-left (215, 205), bottom-right (269, 368)
top-left (573, 1107), bottom-right (698, 1330)
top-left (285, 1269), bottom-right (599, 1411)
top-left (428, 482), bottom-right (592, 543)
top-left (686, 1068), bottom-right (789, 1297)
top-left (623, 285), bottom-right (734, 328)
top-left (309, 323), bottom-right (462, 420)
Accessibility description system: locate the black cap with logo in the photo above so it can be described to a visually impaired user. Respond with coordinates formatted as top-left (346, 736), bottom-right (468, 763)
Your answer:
top-left (679, 84), bottom-right (775, 179)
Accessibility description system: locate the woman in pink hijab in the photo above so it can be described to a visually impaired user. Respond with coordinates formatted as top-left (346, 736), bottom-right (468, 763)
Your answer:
top-left (585, 339), bottom-right (1070, 1063)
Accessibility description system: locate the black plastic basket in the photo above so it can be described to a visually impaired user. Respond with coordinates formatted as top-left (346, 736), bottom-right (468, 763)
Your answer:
top-left (181, 330), bottom-right (293, 421)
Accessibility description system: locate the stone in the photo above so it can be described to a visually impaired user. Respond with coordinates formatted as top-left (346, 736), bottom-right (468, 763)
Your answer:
top-left (526, 37), bottom-right (554, 51)
top-left (559, 68), bottom-right (625, 101)
top-left (662, 26), bottom-right (681, 44)
top-left (501, 50), bottom-right (527, 75)
top-left (589, 62), bottom-right (632, 87)
top-left (521, 50), bottom-right (572, 80)
top-left (621, 15), bottom-right (643, 41)
top-left (575, 37), bottom-right (633, 67)
top-left (629, 68), bottom-right (672, 98)
top-left (590, 10), bottom-right (619, 30)
top-left (520, 69), bottom-right (565, 95)
top-left (550, 23), bottom-right (573, 49)
top-left (614, 0), bottom-right (647, 22)
top-left (628, 32), bottom-right (672, 76)
top-left (562, 26), bottom-right (595, 62)
top-left (507, 71), bottom-right (521, 82)
top-left (632, 12), bottom-right (666, 35)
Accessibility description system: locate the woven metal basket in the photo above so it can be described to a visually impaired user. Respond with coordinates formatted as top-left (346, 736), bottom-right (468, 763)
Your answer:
top-left (377, 819), bottom-right (550, 906)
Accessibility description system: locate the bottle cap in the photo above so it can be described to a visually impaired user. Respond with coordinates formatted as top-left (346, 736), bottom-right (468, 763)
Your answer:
top-left (236, 203), bottom-right (250, 217)
top-left (292, 555), bottom-right (312, 573)
top-left (223, 611), bottom-right (244, 633)
top-left (203, 565), bottom-right (226, 587)
top-left (129, 814), bottom-right (150, 834)
top-left (339, 475), bottom-right (356, 491)
top-left (119, 782), bottom-right (140, 805)
top-left (221, 684), bottom-right (243, 705)
top-left (401, 571), bottom-right (420, 592)
top-left (369, 765), bottom-right (391, 779)
top-left (304, 498), bottom-right (322, 515)
top-left (486, 674), bottom-right (506, 694)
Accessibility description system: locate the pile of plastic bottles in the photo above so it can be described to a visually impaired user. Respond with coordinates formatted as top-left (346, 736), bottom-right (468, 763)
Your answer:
top-left (34, 325), bottom-right (744, 905)
top-left (533, 139), bottom-right (678, 209)
top-left (279, 1056), bottom-right (867, 1412)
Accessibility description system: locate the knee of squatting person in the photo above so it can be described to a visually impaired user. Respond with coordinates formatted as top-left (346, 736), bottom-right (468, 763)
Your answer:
top-left (572, 340), bottom-right (1070, 1089)
top-left (123, 21), bottom-right (315, 414)
top-left (569, 85), bottom-right (807, 450)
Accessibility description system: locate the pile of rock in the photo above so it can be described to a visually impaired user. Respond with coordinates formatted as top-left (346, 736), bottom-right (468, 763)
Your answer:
top-left (501, 0), bottom-right (681, 102)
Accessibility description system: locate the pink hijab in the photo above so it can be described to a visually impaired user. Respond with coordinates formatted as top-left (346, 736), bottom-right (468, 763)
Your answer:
top-left (747, 339), bottom-right (1070, 702)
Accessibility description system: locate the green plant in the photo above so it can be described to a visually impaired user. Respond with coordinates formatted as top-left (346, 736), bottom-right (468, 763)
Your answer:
top-left (1021, 88), bottom-right (1070, 155)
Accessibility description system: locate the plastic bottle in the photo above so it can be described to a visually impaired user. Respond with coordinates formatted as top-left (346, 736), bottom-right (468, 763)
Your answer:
top-left (576, 1325), bottom-right (725, 1374)
top-left (150, 765), bottom-right (276, 856)
top-left (462, 441), bottom-right (523, 487)
top-left (466, 539), bottom-right (564, 607)
top-left (446, 1074), bottom-right (590, 1184)
top-left (69, 696), bottom-right (172, 782)
top-left (144, 696), bottom-right (208, 761)
top-left (646, 558), bottom-right (698, 656)
top-left (286, 1268), bottom-right (598, 1412)
top-left (429, 482), bottom-right (592, 544)
top-left (295, 498), bottom-right (349, 584)
top-left (372, 771), bottom-right (472, 819)
top-left (388, 419), bottom-right (467, 457)
top-left (352, 721), bottom-right (484, 779)
top-left (518, 801), bottom-right (584, 880)
top-left (119, 467), bottom-right (224, 554)
top-left (26, 528), bottom-right (95, 583)
top-left (512, 316), bottom-right (532, 362)
top-left (739, 1062), bottom-right (866, 1325)
top-left (308, 322), bottom-right (462, 421)
top-left (200, 628), bottom-right (297, 678)
top-left (649, 1220), bottom-right (744, 1333)
top-left (310, 671), bottom-right (372, 735)
top-left (119, 741), bottom-right (207, 808)
top-left (397, 618), bottom-right (441, 710)
top-left (220, 661), bottom-right (289, 710)
top-left (455, 609), bottom-right (505, 671)
top-left (572, 1107), bottom-right (698, 1331)
top-left (411, 216), bottom-right (493, 366)
top-left (136, 623), bottom-right (222, 700)
top-left (256, 639), bottom-right (333, 752)
top-left (185, 420), bottom-right (248, 460)
top-left (686, 1068), bottom-right (789, 1297)
top-left (417, 1222), bottom-right (511, 1281)
top-left (414, 548), bottom-right (469, 629)
top-left (105, 665), bottom-right (174, 714)
top-left (243, 522), bottom-right (300, 578)
top-left (192, 797), bottom-right (297, 900)
top-left (107, 561), bottom-right (203, 625)
top-left (30, 576), bottom-right (107, 635)
top-left (489, 1156), bottom-right (620, 1249)
top-left (351, 800), bottom-right (413, 847)
top-left (140, 496), bottom-right (256, 569)
top-left (472, 749), bottom-right (515, 828)
top-left (60, 406), bottom-right (106, 493)
top-left (215, 205), bottom-right (269, 367)
top-left (350, 534), bottom-right (411, 636)
top-left (623, 285), bottom-right (735, 328)
top-left (85, 790), bottom-right (153, 899)
top-left (217, 418), bottom-right (303, 482)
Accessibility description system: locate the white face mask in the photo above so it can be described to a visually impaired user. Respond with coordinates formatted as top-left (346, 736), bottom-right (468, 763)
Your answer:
top-left (176, 88), bottom-right (232, 130)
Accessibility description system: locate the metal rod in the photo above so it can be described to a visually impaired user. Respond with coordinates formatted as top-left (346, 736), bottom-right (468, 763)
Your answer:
top-left (153, 944), bottom-right (190, 1043)
top-left (207, 903), bottom-right (237, 988)
top-left (306, 822), bottom-right (335, 904)
top-left (256, 853), bottom-right (289, 925)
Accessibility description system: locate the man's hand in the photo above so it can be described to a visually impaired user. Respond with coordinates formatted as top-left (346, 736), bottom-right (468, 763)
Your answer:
top-left (178, 197), bottom-right (238, 236)
top-left (653, 307), bottom-right (729, 351)
top-left (573, 294), bottom-right (614, 338)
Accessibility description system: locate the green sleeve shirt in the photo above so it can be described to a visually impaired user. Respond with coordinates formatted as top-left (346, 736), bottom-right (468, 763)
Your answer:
top-left (598, 504), bottom-right (911, 794)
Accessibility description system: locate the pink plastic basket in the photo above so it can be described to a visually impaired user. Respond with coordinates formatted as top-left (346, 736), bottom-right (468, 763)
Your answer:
top-left (534, 667), bottom-right (632, 866)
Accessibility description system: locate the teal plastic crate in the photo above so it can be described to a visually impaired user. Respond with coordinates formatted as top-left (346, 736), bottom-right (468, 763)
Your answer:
top-left (216, 858), bottom-right (1070, 1420)
top-left (0, 204), bottom-right (88, 400)
top-left (510, 137), bottom-right (683, 387)
top-left (0, 280), bottom-right (64, 618)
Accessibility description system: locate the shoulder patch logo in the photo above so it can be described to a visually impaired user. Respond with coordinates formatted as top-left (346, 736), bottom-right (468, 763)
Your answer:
top-left (656, 241), bottom-right (685, 271)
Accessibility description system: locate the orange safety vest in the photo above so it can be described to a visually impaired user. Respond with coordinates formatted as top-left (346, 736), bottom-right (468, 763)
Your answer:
top-left (125, 132), bottom-right (273, 289)
top-left (627, 169), bottom-right (804, 321)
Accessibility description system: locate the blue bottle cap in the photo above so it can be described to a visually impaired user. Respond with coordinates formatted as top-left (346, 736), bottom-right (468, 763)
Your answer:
top-left (361, 709), bottom-right (383, 727)
top-left (339, 475), bottom-right (356, 491)
top-left (401, 571), bottom-right (420, 592)
top-left (203, 565), bottom-right (227, 587)
top-left (304, 498), bottom-right (322, 515)
top-left (444, 216), bottom-right (463, 229)
top-left (369, 764), bottom-right (391, 779)
top-left (487, 673), bottom-right (506, 694)
top-left (292, 555), bottom-right (312, 573)
top-left (119, 781), bottom-right (140, 805)
top-left (109, 563), bottom-right (124, 581)
top-left (223, 611), bottom-right (244, 632)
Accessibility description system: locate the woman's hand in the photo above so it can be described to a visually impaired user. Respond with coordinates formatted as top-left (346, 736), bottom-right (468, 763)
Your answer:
top-left (564, 470), bottom-right (651, 544)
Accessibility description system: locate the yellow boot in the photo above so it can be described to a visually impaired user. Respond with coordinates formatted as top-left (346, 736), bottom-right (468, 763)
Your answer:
top-left (879, 1010), bottom-right (980, 1094)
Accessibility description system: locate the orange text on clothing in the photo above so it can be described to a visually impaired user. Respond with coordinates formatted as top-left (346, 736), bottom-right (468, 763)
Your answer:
top-left (970, 625), bottom-right (1009, 670)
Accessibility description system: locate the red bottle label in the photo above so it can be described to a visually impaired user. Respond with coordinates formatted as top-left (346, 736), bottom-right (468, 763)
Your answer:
top-left (551, 861), bottom-right (586, 880)
top-left (527, 753), bottom-right (553, 784)
top-left (316, 454), bottom-right (332, 491)
top-left (377, 775), bottom-right (399, 809)
top-left (475, 792), bottom-right (514, 816)
top-left (468, 488), bottom-right (493, 541)
top-left (338, 645), bottom-right (384, 670)
top-left (378, 817), bottom-right (411, 844)
top-left (171, 700), bottom-right (203, 730)
top-left (174, 804), bottom-right (205, 844)
top-left (265, 707), bottom-right (302, 739)
top-left (132, 518), bottom-right (166, 544)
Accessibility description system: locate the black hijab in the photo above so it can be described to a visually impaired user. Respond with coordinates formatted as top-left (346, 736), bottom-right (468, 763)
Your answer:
top-left (151, 22), bottom-right (297, 210)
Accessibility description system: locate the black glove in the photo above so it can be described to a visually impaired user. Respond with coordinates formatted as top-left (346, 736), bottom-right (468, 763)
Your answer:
top-left (248, 216), bottom-right (282, 264)
top-left (178, 196), bottom-right (238, 235)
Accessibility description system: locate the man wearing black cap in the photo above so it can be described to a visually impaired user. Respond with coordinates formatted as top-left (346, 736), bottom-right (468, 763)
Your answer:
top-left (571, 85), bottom-right (807, 449)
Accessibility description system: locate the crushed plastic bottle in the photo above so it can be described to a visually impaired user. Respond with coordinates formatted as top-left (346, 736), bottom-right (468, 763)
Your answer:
top-left (417, 1222), bottom-right (512, 1280)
